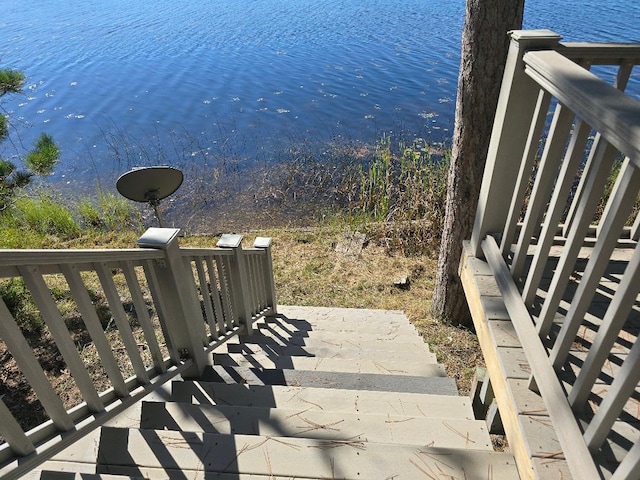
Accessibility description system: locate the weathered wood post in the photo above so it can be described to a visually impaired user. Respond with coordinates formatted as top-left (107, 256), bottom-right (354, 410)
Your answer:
top-left (137, 227), bottom-right (209, 377)
top-left (254, 237), bottom-right (278, 316)
top-left (470, 30), bottom-right (562, 257)
top-left (217, 234), bottom-right (255, 334)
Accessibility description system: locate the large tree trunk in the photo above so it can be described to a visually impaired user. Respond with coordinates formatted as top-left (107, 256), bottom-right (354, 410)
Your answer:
top-left (432, 0), bottom-right (524, 327)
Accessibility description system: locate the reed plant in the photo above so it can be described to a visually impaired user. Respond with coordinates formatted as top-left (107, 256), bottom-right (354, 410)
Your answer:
top-left (247, 135), bottom-right (450, 256)
top-left (356, 136), bottom-right (450, 255)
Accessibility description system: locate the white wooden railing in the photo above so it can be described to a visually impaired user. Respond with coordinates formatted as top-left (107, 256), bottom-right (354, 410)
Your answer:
top-left (0, 227), bottom-right (276, 478)
top-left (471, 30), bottom-right (640, 479)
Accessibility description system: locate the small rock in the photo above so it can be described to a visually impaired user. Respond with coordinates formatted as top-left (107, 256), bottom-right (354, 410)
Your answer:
top-left (393, 276), bottom-right (411, 290)
top-left (335, 231), bottom-right (367, 256)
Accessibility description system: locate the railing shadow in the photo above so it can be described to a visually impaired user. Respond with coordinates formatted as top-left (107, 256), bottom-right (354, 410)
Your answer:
top-left (95, 313), bottom-right (355, 479)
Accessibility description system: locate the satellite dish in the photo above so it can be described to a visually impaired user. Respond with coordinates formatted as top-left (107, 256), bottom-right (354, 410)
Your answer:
top-left (116, 166), bottom-right (183, 227)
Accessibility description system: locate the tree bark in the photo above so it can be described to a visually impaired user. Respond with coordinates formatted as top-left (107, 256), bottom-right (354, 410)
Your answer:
top-left (432, 0), bottom-right (524, 327)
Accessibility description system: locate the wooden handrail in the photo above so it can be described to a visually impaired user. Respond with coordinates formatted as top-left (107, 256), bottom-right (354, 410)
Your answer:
top-left (0, 228), bottom-right (277, 477)
top-left (558, 43), bottom-right (640, 64)
top-left (482, 235), bottom-right (601, 479)
top-left (523, 49), bottom-right (640, 164)
top-left (0, 248), bottom-right (163, 267)
top-left (466, 30), bottom-right (640, 480)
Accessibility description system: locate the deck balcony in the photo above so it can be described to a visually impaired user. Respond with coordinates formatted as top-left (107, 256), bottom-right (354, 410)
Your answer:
top-left (460, 30), bottom-right (640, 479)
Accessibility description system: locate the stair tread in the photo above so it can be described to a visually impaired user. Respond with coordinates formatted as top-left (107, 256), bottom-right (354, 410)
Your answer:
top-left (140, 401), bottom-right (494, 450)
top-left (171, 382), bottom-right (475, 420)
top-left (254, 329), bottom-right (425, 346)
top-left (257, 322), bottom-right (421, 340)
top-left (202, 365), bottom-right (458, 395)
top-left (277, 305), bottom-right (412, 324)
top-left (225, 342), bottom-right (435, 361)
top-left (213, 351), bottom-right (441, 373)
top-left (237, 333), bottom-right (429, 349)
top-left (30, 470), bottom-right (142, 480)
top-left (96, 470), bottom-right (329, 480)
top-left (258, 316), bottom-right (418, 334)
top-left (229, 336), bottom-right (433, 358)
top-left (96, 427), bottom-right (519, 479)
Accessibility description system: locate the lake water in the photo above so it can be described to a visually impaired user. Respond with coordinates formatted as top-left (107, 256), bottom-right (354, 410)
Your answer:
top-left (1, 0), bottom-right (639, 191)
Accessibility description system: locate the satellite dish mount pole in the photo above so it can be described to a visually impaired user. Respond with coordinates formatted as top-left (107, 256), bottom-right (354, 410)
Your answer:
top-left (145, 190), bottom-right (164, 227)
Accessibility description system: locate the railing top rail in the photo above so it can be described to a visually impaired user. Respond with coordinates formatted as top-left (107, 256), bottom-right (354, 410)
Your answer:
top-left (558, 42), bottom-right (640, 64)
top-left (0, 248), bottom-right (164, 267)
top-left (243, 248), bottom-right (267, 255)
top-left (180, 247), bottom-right (235, 257)
top-left (523, 49), bottom-right (640, 164)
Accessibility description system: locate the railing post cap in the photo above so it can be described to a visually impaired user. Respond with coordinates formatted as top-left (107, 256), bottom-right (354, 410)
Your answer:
top-left (136, 227), bottom-right (181, 249)
top-left (509, 29), bottom-right (562, 45)
top-left (253, 237), bottom-right (272, 248)
top-left (217, 233), bottom-right (244, 248)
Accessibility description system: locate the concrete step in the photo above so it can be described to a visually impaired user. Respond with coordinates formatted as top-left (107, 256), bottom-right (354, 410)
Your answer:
top-left (254, 324), bottom-right (425, 345)
top-left (213, 351), bottom-right (441, 374)
top-left (232, 334), bottom-right (433, 355)
top-left (171, 382), bottom-right (474, 420)
top-left (140, 401), bottom-right (494, 450)
top-left (277, 305), bottom-right (414, 327)
top-left (224, 341), bottom-right (436, 362)
top-left (257, 314), bottom-right (419, 335)
top-left (201, 364), bottom-right (458, 395)
top-left (96, 427), bottom-right (519, 479)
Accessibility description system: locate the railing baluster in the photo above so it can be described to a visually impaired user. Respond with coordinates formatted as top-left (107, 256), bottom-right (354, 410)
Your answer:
top-left (94, 263), bottom-right (150, 384)
top-left (181, 256), bottom-right (208, 345)
top-left (254, 253), bottom-right (266, 311)
top-left (61, 264), bottom-right (128, 397)
top-left (244, 253), bottom-right (255, 317)
top-left (121, 261), bottom-right (166, 373)
top-left (613, 60), bottom-right (634, 92)
top-left (522, 120), bottom-right (592, 305)
top-left (217, 255), bottom-right (235, 331)
top-left (254, 237), bottom-right (277, 314)
top-left (569, 239), bottom-right (640, 409)
top-left (536, 140), bottom-right (618, 337)
top-left (563, 133), bottom-right (607, 237)
top-left (249, 253), bottom-right (260, 314)
top-left (550, 158), bottom-right (640, 368)
top-left (510, 103), bottom-right (576, 280)
top-left (205, 256), bottom-right (225, 336)
top-left (501, 89), bottom-right (552, 256)
top-left (20, 265), bottom-right (104, 413)
top-left (217, 235), bottom-right (254, 334)
top-left (0, 397), bottom-right (35, 456)
top-left (142, 259), bottom-right (179, 364)
top-left (632, 209), bottom-right (640, 241)
top-left (611, 436), bottom-right (640, 480)
top-left (583, 328), bottom-right (640, 452)
top-left (194, 256), bottom-right (218, 340)
top-left (0, 298), bottom-right (73, 431)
